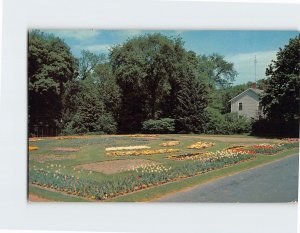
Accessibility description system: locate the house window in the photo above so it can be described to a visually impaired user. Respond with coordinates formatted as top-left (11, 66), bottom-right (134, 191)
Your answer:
top-left (258, 102), bottom-right (262, 110)
top-left (238, 102), bottom-right (243, 111)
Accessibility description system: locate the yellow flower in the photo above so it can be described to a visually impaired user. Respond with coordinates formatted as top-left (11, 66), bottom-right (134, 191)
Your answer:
top-left (187, 141), bottom-right (215, 149)
top-left (29, 146), bottom-right (38, 151)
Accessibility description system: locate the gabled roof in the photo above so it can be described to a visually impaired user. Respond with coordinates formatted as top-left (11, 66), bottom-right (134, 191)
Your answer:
top-left (229, 88), bottom-right (264, 102)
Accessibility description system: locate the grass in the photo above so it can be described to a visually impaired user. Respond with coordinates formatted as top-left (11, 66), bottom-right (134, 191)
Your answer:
top-left (29, 185), bottom-right (88, 202)
top-left (28, 134), bottom-right (298, 202)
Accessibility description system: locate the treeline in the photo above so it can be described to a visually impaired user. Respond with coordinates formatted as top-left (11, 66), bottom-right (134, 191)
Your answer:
top-left (28, 31), bottom-right (299, 136)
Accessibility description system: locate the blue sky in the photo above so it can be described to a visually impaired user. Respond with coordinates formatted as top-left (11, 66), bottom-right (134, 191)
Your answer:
top-left (42, 29), bottom-right (299, 85)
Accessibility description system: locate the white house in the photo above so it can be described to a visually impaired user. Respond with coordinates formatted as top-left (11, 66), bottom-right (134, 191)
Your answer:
top-left (229, 87), bottom-right (264, 119)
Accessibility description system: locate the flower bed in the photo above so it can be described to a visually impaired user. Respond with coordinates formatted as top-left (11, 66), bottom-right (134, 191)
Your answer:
top-left (168, 152), bottom-right (209, 161)
top-left (247, 141), bottom-right (298, 155)
top-left (29, 152), bottom-right (255, 201)
top-left (29, 146), bottom-right (38, 151)
top-left (187, 141), bottom-right (215, 149)
top-left (282, 138), bottom-right (299, 142)
top-left (225, 147), bottom-right (256, 155)
top-left (160, 141), bottom-right (180, 147)
top-left (105, 145), bottom-right (151, 151)
top-left (54, 135), bottom-right (89, 140)
top-left (106, 149), bottom-right (179, 156)
top-left (168, 148), bottom-right (255, 162)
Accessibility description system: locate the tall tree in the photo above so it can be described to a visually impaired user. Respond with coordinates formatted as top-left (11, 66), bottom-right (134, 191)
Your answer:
top-left (175, 76), bottom-right (209, 133)
top-left (197, 53), bottom-right (237, 89)
top-left (261, 35), bottom-right (300, 121)
top-left (110, 34), bottom-right (185, 132)
top-left (78, 50), bottom-right (105, 80)
top-left (28, 30), bottom-right (77, 135)
top-left (62, 55), bottom-right (120, 135)
top-left (63, 79), bottom-right (117, 134)
top-left (164, 50), bottom-right (209, 132)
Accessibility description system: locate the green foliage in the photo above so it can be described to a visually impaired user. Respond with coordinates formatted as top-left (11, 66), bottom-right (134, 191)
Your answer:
top-left (174, 75), bottom-right (209, 133)
top-left (62, 77), bottom-right (118, 135)
top-left (29, 30), bottom-right (276, 136)
top-left (79, 50), bottom-right (105, 80)
top-left (110, 33), bottom-right (209, 133)
top-left (28, 30), bottom-right (77, 132)
top-left (197, 53), bottom-right (237, 89)
top-left (142, 118), bottom-right (175, 134)
top-left (261, 34), bottom-right (300, 121)
top-left (251, 119), bottom-right (299, 137)
top-left (62, 53), bottom-right (120, 135)
top-left (204, 108), bottom-right (251, 134)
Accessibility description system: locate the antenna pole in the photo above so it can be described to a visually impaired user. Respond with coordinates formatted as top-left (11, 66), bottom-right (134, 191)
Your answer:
top-left (254, 55), bottom-right (257, 83)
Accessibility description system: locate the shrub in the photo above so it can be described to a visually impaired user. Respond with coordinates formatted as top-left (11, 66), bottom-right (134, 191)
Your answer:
top-left (94, 113), bottom-right (117, 134)
top-left (251, 119), bottom-right (299, 137)
top-left (204, 109), bottom-right (251, 134)
top-left (61, 112), bottom-right (117, 135)
top-left (224, 112), bottom-right (252, 134)
top-left (142, 118), bottom-right (175, 134)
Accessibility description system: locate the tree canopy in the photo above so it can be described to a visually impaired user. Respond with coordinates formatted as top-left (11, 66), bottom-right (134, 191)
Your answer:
top-left (110, 33), bottom-right (209, 133)
top-left (197, 53), bottom-right (237, 89)
top-left (29, 30), bottom-right (297, 136)
top-left (28, 30), bottom-right (77, 133)
top-left (261, 35), bottom-right (300, 121)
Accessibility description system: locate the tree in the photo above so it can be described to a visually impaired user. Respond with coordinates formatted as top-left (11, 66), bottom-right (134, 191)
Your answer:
top-left (261, 35), bottom-right (300, 121)
top-left (93, 63), bottom-right (121, 118)
top-left (28, 30), bottom-right (77, 135)
top-left (175, 76), bottom-right (209, 133)
top-left (110, 34), bottom-right (186, 132)
top-left (62, 79), bottom-right (117, 134)
top-left (62, 55), bottom-right (120, 134)
top-left (78, 50), bottom-right (105, 80)
top-left (197, 53), bottom-right (237, 89)
top-left (167, 50), bottom-right (209, 133)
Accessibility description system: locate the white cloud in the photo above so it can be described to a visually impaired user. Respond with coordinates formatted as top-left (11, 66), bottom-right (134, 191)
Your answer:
top-left (78, 44), bottom-right (112, 53)
top-left (43, 29), bottom-right (100, 41)
top-left (226, 50), bottom-right (277, 85)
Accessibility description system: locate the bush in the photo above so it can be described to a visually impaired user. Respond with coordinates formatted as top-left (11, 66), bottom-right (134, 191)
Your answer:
top-left (224, 112), bottom-right (252, 134)
top-left (94, 113), bottom-right (117, 134)
top-left (204, 108), bottom-right (251, 134)
top-left (61, 113), bottom-right (117, 135)
top-left (142, 118), bottom-right (175, 134)
top-left (251, 119), bottom-right (299, 137)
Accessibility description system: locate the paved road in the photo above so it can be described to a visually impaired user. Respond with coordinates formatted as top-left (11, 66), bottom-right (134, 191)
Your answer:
top-left (155, 154), bottom-right (299, 202)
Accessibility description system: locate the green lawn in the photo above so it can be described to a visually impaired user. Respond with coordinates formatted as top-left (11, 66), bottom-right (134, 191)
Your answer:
top-left (28, 134), bottom-right (298, 202)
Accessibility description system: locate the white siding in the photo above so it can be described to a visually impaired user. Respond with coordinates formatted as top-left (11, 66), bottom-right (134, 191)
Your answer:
top-left (231, 90), bottom-right (261, 119)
